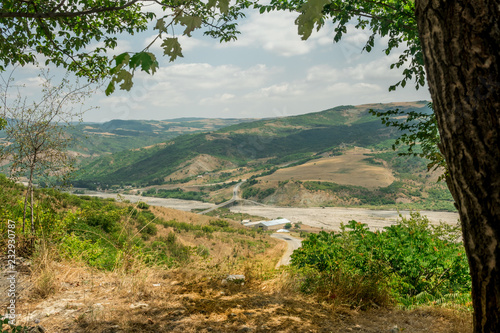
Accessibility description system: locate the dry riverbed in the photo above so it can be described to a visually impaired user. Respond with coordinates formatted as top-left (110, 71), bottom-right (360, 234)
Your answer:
top-left (83, 192), bottom-right (459, 231)
top-left (231, 205), bottom-right (460, 231)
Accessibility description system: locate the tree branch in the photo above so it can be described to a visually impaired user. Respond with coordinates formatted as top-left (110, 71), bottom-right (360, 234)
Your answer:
top-left (0, 0), bottom-right (141, 18)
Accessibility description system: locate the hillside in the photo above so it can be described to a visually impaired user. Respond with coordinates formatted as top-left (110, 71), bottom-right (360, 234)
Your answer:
top-left (71, 101), bottom-right (457, 212)
top-left (74, 101), bottom-right (430, 188)
top-left (0, 176), bottom-right (472, 332)
top-left (67, 117), bottom-right (259, 155)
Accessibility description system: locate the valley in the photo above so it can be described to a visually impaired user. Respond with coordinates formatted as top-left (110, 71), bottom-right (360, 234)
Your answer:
top-left (1, 101), bottom-right (471, 333)
top-left (72, 101), bottom-right (456, 213)
top-left (82, 191), bottom-right (459, 232)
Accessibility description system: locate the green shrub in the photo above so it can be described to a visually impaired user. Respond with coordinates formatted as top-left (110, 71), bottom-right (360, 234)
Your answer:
top-left (59, 233), bottom-right (117, 270)
top-left (138, 222), bottom-right (158, 236)
top-left (1, 316), bottom-right (29, 333)
top-left (291, 212), bottom-right (470, 307)
top-left (137, 201), bottom-right (150, 209)
top-left (147, 234), bottom-right (191, 265)
top-left (209, 219), bottom-right (229, 228)
top-left (81, 205), bottom-right (122, 233)
top-left (196, 244), bottom-right (210, 258)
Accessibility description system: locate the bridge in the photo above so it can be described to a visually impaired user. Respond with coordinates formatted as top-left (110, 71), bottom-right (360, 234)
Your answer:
top-left (199, 180), bottom-right (265, 214)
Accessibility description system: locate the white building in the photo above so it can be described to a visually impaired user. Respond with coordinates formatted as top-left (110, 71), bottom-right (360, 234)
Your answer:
top-left (244, 218), bottom-right (291, 230)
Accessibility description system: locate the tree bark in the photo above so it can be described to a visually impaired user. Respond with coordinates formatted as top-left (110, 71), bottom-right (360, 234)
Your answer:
top-left (22, 188), bottom-right (28, 233)
top-left (415, 1), bottom-right (500, 331)
top-left (29, 167), bottom-right (34, 234)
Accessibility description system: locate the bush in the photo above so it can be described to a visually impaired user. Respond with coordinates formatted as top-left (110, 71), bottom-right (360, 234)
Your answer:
top-left (147, 234), bottom-right (191, 265)
top-left (137, 201), bottom-right (150, 209)
top-left (291, 212), bottom-right (470, 307)
top-left (196, 244), bottom-right (210, 258)
top-left (81, 204), bottom-right (122, 233)
top-left (209, 219), bottom-right (229, 228)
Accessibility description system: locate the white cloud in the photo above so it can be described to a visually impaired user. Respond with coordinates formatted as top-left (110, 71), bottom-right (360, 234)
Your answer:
top-left (144, 34), bottom-right (209, 53)
top-left (306, 65), bottom-right (341, 83)
top-left (199, 93), bottom-right (236, 105)
top-left (94, 62), bottom-right (282, 120)
top-left (149, 63), bottom-right (280, 90)
top-left (80, 12), bottom-right (431, 122)
top-left (342, 25), bottom-right (371, 47)
top-left (245, 83), bottom-right (305, 100)
top-left (305, 52), bottom-right (405, 87)
top-left (217, 11), bottom-right (333, 57)
top-left (87, 39), bottom-right (132, 57)
top-left (17, 76), bottom-right (45, 88)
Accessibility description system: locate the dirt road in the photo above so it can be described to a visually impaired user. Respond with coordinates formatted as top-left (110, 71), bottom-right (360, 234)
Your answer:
top-left (271, 233), bottom-right (303, 268)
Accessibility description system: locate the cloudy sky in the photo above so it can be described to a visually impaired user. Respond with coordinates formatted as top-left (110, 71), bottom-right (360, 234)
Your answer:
top-left (11, 10), bottom-right (430, 122)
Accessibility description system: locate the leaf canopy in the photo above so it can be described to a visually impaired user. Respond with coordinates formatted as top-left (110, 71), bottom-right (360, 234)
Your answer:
top-left (257, 0), bottom-right (425, 91)
top-left (0, 0), bottom-right (251, 93)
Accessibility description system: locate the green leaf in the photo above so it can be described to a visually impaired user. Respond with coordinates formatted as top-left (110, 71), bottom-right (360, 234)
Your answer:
top-left (206, 0), bottom-right (229, 13)
top-left (161, 38), bottom-right (184, 62)
top-left (129, 52), bottom-right (158, 74)
top-left (0, 117), bottom-right (7, 130)
top-left (217, 0), bottom-right (230, 14)
top-left (177, 16), bottom-right (202, 37)
top-left (207, 0), bottom-right (217, 9)
top-left (295, 0), bottom-right (330, 40)
top-left (116, 69), bottom-right (134, 91)
top-left (155, 18), bottom-right (167, 33)
top-left (105, 81), bottom-right (116, 96)
top-left (114, 52), bottom-right (130, 67)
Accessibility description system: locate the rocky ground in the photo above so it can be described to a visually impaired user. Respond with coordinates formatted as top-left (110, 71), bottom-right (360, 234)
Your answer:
top-left (1, 258), bottom-right (471, 333)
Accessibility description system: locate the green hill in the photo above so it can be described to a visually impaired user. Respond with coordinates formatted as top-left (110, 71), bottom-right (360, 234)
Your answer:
top-left (73, 101), bottom-right (431, 188)
top-left (68, 117), bottom-right (258, 155)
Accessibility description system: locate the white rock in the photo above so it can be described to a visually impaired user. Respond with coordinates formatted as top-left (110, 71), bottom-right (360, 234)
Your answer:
top-left (130, 303), bottom-right (149, 309)
top-left (227, 274), bottom-right (245, 281)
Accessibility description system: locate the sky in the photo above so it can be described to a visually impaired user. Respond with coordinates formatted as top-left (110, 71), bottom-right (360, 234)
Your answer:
top-left (9, 9), bottom-right (430, 123)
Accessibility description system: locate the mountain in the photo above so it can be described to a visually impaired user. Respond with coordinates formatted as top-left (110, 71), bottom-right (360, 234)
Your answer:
top-left (74, 101), bottom-right (431, 188)
top-left (67, 117), bottom-right (259, 155)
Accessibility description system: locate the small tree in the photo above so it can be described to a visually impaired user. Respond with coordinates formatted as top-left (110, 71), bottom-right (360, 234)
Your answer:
top-left (0, 69), bottom-right (94, 233)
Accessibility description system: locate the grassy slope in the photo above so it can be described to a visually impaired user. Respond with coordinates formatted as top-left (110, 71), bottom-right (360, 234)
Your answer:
top-left (0, 173), bottom-right (280, 276)
top-left (0, 174), bottom-right (471, 332)
top-left (75, 102), bottom-right (431, 187)
top-left (68, 118), bottom-right (258, 155)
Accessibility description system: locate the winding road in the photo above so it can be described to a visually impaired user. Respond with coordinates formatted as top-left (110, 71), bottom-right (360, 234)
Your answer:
top-left (271, 233), bottom-right (303, 268)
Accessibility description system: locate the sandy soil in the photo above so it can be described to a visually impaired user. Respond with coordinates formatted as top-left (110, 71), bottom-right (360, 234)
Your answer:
top-left (231, 205), bottom-right (460, 231)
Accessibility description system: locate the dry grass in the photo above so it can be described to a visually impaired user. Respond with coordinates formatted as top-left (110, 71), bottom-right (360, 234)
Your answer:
top-left (29, 241), bottom-right (59, 299)
top-left (261, 147), bottom-right (395, 189)
top-left (15, 259), bottom-right (472, 333)
top-left (5, 201), bottom-right (471, 333)
top-left (7, 237), bottom-right (472, 333)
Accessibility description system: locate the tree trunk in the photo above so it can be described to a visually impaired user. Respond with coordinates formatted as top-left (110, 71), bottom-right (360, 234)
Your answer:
top-left (415, 1), bottom-right (500, 331)
top-left (28, 165), bottom-right (35, 234)
top-left (30, 182), bottom-right (34, 234)
top-left (22, 188), bottom-right (28, 233)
